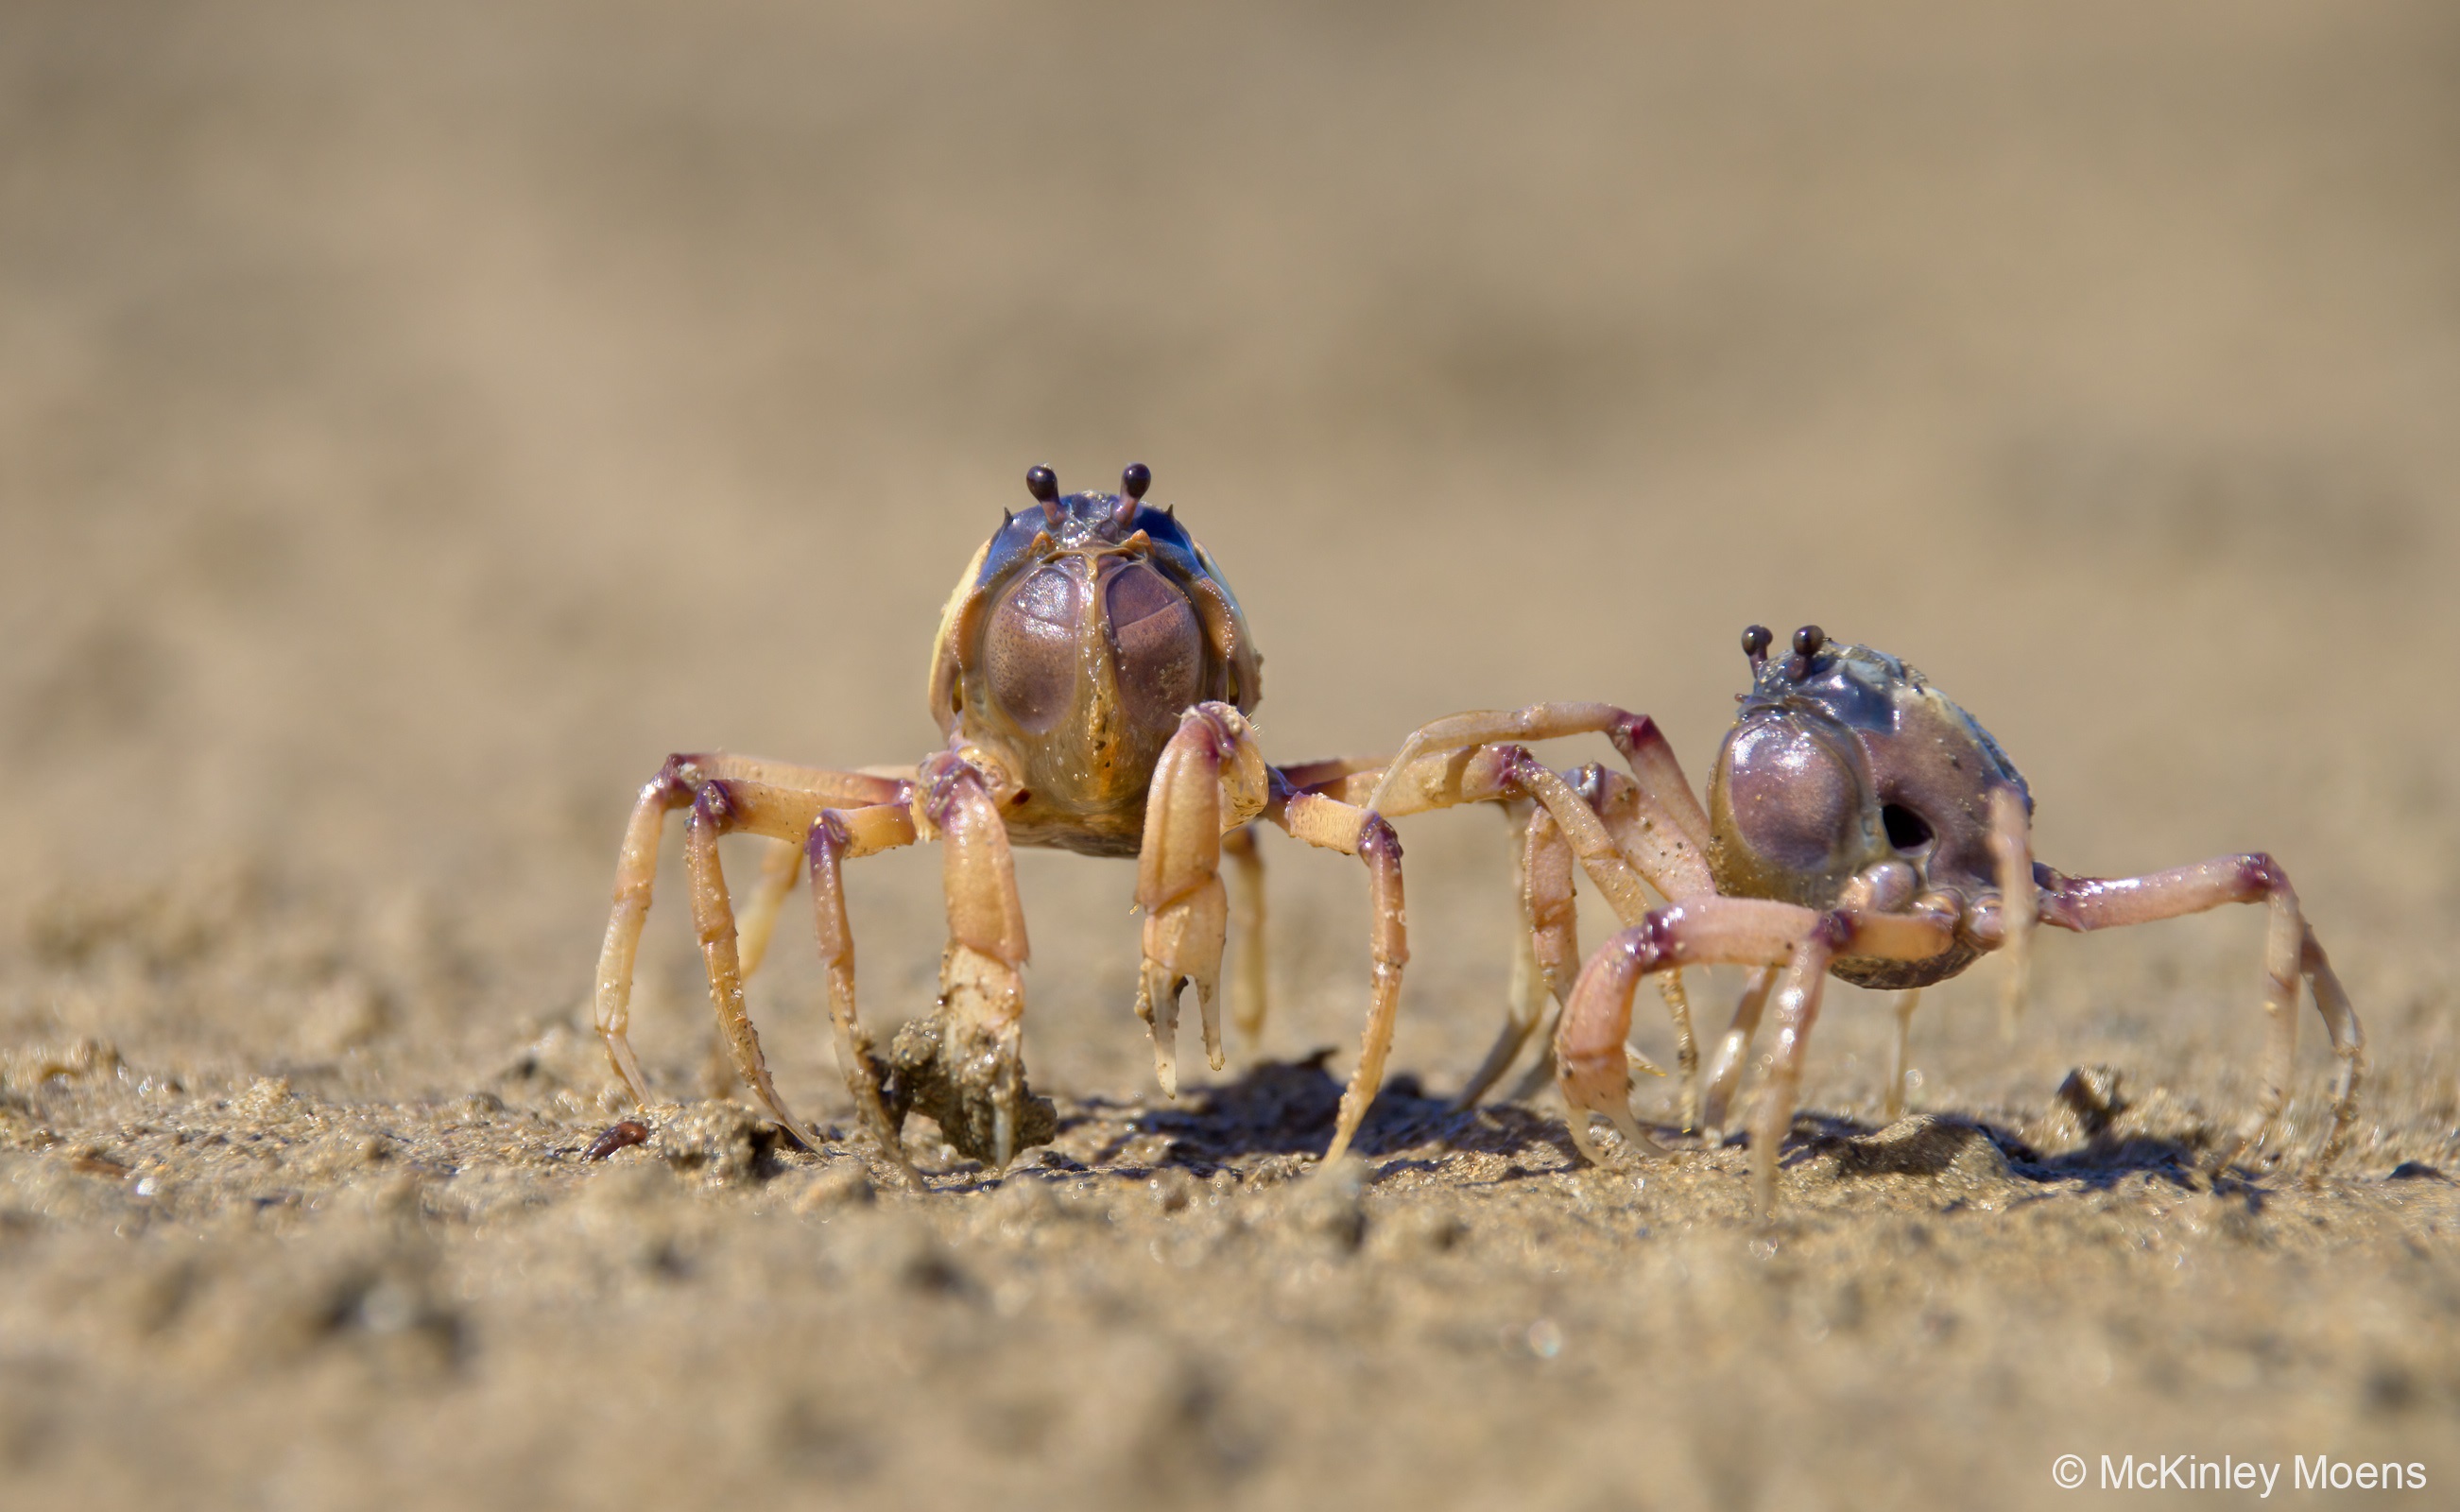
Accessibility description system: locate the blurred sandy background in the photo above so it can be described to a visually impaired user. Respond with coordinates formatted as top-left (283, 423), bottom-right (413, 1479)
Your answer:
top-left (3, 3), bottom-right (2457, 1508)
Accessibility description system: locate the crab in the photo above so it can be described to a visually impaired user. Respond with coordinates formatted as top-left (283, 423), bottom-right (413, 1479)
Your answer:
top-left (589, 463), bottom-right (1548, 1184)
top-left (1382, 626), bottom-right (2366, 1211)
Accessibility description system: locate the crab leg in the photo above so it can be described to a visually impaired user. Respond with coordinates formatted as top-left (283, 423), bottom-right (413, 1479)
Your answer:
top-left (1222, 752), bottom-right (1431, 1048)
top-left (1366, 716), bottom-right (1722, 1113)
top-left (1271, 784), bottom-right (1409, 1164)
top-left (1558, 900), bottom-right (1956, 1208)
top-left (593, 752), bottom-right (907, 1113)
top-left (1500, 754), bottom-right (1706, 1107)
top-left (1884, 988), bottom-right (1924, 1122)
top-left (1278, 753), bottom-right (1400, 797)
top-left (804, 801), bottom-right (922, 1186)
top-left (1222, 824), bottom-right (1269, 1045)
top-left (1453, 799), bottom-right (1578, 1109)
top-left (1990, 787), bottom-right (2035, 1040)
top-left (1185, 741), bottom-right (1420, 1160)
top-left (1299, 746), bottom-right (1601, 1110)
top-left (2035, 853), bottom-right (2364, 1180)
top-left (1698, 966), bottom-right (1778, 1141)
top-left (733, 836), bottom-right (806, 980)
top-left (1363, 703), bottom-right (1712, 854)
top-left (912, 750), bottom-right (1037, 1170)
top-left (681, 781), bottom-right (834, 1146)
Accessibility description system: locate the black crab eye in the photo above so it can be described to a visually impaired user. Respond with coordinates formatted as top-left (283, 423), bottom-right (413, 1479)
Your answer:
top-left (1781, 624), bottom-right (1827, 680)
top-left (1025, 465), bottom-right (1060, 504)
top-left (1121, 462), bottom-right (1152, 500)
top-left (1742, 625), bottom-right (1772, 664)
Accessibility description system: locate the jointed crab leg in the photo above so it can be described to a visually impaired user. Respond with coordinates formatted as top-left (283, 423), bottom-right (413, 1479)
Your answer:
top-left (2033, 852), bottom-right (2364, 1180)
top-left (681, 778), bottom-right (836, 1146)
top-left (1558, 899), bottom-right (1956, 1208)
top-left (1221, 825), bottom-right (1268, 1045)
top-left (1364, 703), bottom-right (1712, 854)
top-left (1451, 799), bottom-right (1578, 1110)
top-left (1884, 988), bottom-right (1924, 1122)
top-left (804, 801), bottom-right (922, 1186)
top-left (1147, 710), bottom-right (1591, 1161)
top-left (1359, 711), bottom-right (1721, 1113)
top-left (1990, 787), bottom-right (2035, 1040)
top-left (912, 750), bottom-right (1038, 1170)
top-left (1697, 966), bottom-right (1778, 1140)
top-left (593, 753), bottom-right (905, 1116)
top-left (1273, 784), bottom-right (1409, 1164)
top-left (1507, 758), bottom-right (1704, 1108)
top-left (733, 836), bottom-right (806, 980)
top-left (741, 767), bottom-right (925, 978)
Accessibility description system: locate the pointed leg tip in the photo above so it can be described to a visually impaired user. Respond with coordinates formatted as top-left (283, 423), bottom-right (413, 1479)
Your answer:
top-left (1748, 1151), bottom-right (1780, 1211)
top-left (1608, 1108), bottom-right (1667, 1158)
top-left (1565, 1112), bottom-right (1605, 1166)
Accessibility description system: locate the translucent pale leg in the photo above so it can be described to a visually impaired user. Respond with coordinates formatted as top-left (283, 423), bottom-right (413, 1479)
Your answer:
top-left (734, 837), bottom-right (804, 979)
top-left (1481, 757), bottom-right (1700, 1108)
top-left (1884, 988), bottom-right (1923, 1121)
top-left (1748, 931), bottom-right (1841, 1211)
top-left (1453, 799), bottom-right (1568, 1109)
top-left (1492, 763), bottom-right (1706, 1117)
top-left (1699, 967), bottom-right (1777, 1142)
top-left (1990, 786), bottom-right (2034, 1041)
top-left (1162, 727), bottom-right (1569, 1160)
top-left (2036, 852), bottom-right (2365, 1180)
top-left (1222, 824), bottom-right (1269, 1047)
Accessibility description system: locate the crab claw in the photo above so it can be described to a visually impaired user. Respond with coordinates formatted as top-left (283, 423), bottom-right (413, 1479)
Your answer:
top-left (1136, 877), bottom-right (1229, 1097)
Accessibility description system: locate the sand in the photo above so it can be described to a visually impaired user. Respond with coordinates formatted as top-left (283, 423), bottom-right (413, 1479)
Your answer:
top-left (2, 3), bottom-right (2456, 1507)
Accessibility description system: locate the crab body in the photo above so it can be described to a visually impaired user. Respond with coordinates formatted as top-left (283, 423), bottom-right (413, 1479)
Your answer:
top-left (593, 463), bottom-right (1445, 1182)
top-left (1495, 622), bottom-right (2366, 1211)
top-left (926, 476), bottom-right (1260, 856)
top-left (1708, 639), bottom-right (2029, 989)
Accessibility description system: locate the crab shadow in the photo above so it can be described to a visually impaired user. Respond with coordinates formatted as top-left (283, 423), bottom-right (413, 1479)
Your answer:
top-left (1782, 1108), bottom-right (2213, 1195)
top-left (1067, 1062), bottom-right (2226, 1199)
top-left (1088, 1051), bottom-right (1576, 1168)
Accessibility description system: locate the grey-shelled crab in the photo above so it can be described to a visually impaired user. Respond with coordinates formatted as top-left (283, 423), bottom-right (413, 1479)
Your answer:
top-left (1382, 626), bottom-right (2365, 1210)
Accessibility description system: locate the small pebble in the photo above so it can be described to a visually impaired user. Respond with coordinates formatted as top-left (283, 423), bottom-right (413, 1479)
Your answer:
top-left (584, 1120), bottom-right (652, 1160)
